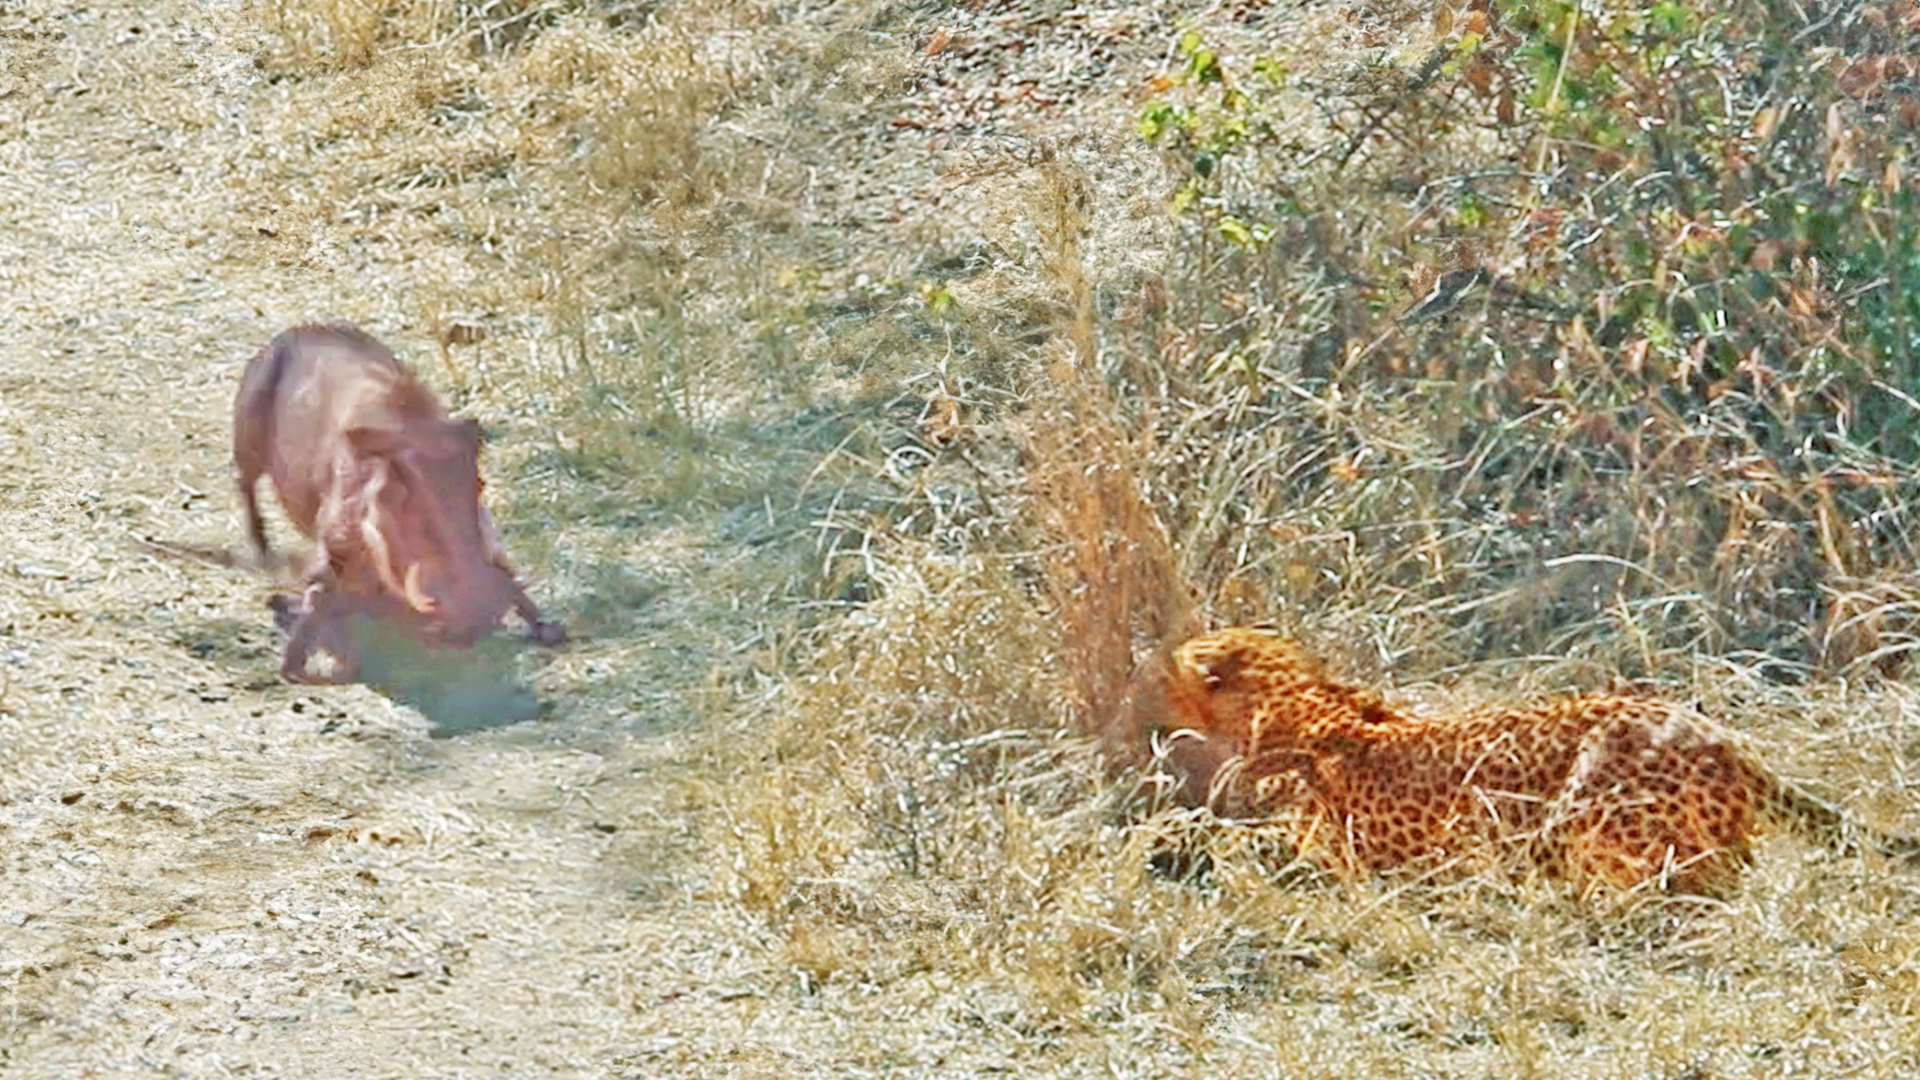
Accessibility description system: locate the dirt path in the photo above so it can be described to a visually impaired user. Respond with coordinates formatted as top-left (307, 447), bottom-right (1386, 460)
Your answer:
top-left (0, 0), bottom-right (1205, 1071)
top-left (0, 4), bottom-right (787, 1074)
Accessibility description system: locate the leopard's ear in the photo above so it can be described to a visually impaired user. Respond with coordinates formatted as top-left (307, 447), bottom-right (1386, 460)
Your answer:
top-left (1201, 652), bottom-right (1242, 691)
top-left (1354, 687), bottom-right (1392, 724)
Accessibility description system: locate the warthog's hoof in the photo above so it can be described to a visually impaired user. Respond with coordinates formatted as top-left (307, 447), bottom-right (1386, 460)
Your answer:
top-left (528, 620), bottom-right (568, 647)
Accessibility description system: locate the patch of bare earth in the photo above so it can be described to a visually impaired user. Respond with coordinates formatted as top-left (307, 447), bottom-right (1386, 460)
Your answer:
top-left (0, 4), bottom-right (765, 1076)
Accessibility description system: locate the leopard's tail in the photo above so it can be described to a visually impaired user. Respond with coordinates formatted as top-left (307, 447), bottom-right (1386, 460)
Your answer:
top-left (1764, 775), bottom-right (1920, 863)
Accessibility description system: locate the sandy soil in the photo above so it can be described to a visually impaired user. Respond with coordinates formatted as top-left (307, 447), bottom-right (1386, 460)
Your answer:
top-left (0, 3), bottom-right (796, 1075)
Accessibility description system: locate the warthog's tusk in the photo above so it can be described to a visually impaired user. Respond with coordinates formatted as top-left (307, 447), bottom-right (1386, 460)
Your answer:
top-left (361, 501), bottom-right (409, 603)
top-left (403, 562), bottom-right (437, 614)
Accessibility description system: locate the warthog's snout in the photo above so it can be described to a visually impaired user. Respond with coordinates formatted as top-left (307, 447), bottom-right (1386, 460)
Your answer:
top-left (414, 562), bottom-right (520, 649)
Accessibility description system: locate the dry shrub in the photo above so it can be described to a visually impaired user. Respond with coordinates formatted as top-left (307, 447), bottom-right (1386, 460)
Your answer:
top-left (502, 7), bottom-right (766, 205)
top-left (1031, 158), bottom-right (1097, 365)
top-left (726, 552), bottom-right (1069, 887)
top-left (992, 152), bottom-right (1202, 747)
top-left (1820, 577), bottom-right (1920, 675)
top-left (714, 543), bottom-right (1327, 1036)
top-left (250, 0), bottom-right (772, 210)
top-left (1022, 365), bottom-right (1201, 747)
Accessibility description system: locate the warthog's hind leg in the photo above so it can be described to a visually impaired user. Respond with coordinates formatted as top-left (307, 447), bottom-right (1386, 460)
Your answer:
top-left (236, 473), bottom-right (278, 567)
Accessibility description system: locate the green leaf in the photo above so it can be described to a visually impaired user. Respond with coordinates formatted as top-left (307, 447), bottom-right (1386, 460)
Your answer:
top-left (1649, 0), bottom-right (1688, 35)
top-left (1191, 47), bottom-right (1221, 84)
top-left (1218, 216), bottom-right (1256, 248)
top-left (1137, 101), bottom-right (1174, 142)
top-left (919, 281), bottom-right (955, 314)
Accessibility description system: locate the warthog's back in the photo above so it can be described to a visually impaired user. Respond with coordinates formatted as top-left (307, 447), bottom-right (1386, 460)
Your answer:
top-left (233, 324), bottom-right (446, 540)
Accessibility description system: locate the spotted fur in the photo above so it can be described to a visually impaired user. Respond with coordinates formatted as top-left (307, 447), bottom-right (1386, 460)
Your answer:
top-left (1165, 627), bottom-right (1902, 893)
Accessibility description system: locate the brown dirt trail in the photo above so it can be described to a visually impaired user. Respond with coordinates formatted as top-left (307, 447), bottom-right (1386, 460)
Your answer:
top-left (0, 3), bottom-right (783, 1075)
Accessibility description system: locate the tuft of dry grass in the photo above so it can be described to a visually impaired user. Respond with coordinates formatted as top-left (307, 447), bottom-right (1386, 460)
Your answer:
top-left (1023, 369), bottom-right (1199, 747)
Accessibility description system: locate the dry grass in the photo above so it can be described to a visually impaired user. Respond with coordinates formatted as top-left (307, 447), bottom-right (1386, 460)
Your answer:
top-left (6, 0), bottom-right (1920, 1076)
top-left (1023, 369), bottom-right (1200, 747)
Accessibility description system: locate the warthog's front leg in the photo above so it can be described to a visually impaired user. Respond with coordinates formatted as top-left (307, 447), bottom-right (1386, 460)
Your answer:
top-left (509, 582), bottom-right (567, 646)
top-left (479, 505), bottom-right (566, 646)
top-left (273, 584), bottom-right (362, 684)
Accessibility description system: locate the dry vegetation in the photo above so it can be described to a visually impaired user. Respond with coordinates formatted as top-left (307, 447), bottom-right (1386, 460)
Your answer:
top-left (7, 0), bottom-right (1920, 1076)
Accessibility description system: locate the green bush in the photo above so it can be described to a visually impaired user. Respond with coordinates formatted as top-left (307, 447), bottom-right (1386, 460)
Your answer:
top-left (1112, 0), bottom-right (1920, 676)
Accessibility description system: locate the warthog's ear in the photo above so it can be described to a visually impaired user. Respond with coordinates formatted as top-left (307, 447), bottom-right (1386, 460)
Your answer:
top-left (456, 417), bottom-right (483, 446)
top-left (345, 425), bottom-right (399, 457)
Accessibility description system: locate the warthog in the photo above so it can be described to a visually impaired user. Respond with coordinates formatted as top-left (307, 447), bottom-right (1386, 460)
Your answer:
top-left (234, 323), bottom-right (565, 683)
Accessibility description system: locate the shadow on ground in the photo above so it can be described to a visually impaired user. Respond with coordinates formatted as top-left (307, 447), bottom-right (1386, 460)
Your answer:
top-left (175, 611), bottom-right (548, 734)
top-left (339, 616), bottom-right (547, 735)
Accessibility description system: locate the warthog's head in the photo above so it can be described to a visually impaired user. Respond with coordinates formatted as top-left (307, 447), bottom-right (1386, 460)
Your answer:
top-left (346, 419), bottom-right (517, 648)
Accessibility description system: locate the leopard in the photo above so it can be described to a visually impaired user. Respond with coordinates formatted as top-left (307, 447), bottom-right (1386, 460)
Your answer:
top-left (1162, 626), bottom-right (1913, 893)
